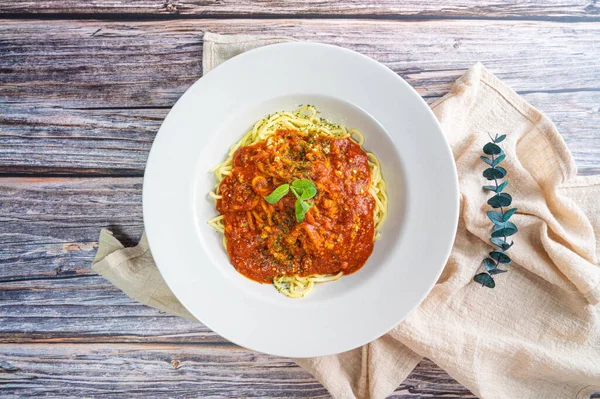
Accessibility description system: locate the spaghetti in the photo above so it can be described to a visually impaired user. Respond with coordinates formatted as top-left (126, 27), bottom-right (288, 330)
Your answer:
top-left (208, 105), bottom-right (388, 297)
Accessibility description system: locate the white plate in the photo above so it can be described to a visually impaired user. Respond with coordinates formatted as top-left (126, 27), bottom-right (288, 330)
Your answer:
top-left (143, 42), bottom-right (459, 358)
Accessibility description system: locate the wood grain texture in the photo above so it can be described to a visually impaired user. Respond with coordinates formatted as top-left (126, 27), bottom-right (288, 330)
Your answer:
top-left (0, 0), bottom-right (598, 19)
top-left (0, 177), bottom-right (212, 343)
top-left (3, 20), bottom-right (600, 104)
top-left (0, 177), bottom-right (142, 280)
top-left (2, 92), bottom-right (599, 175)
top-left (0, 344), bottom-right (477, 398)
top-left (1, 12), bottom-right (599, 399)
top-left (1, 277), bottom-right (223, 344)
top-left (1, 20), bottom-right (599, 175)
top-left (0, 153), bottom-right (473, 396)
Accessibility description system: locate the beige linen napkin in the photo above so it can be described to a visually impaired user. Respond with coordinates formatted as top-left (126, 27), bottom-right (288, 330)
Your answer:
top-left (93, 32), bottom-right (600, 399)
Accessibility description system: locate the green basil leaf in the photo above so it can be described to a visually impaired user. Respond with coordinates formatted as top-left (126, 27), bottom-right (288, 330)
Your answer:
top-left (295, 199), bottom-right (312, 222)
top-left (483, 143), bottom-right (502, 155)
top-left (487, 211), bottom-right (504, 224)
top-left (483, 258), bottom-right (497, 272)
top-left (300, 186), bottom-right (317, 200)
top-left (295, 200), bottom-right (306, 222)
top-left (490, 250), bottom-right (511, 264)
top-left (301, 200), bottom-right (312, 212)
top-left (264, 184), bottom-right (289, 204)
top-left (494, 134), bottom-right (507, 143)
top-left (489, 268), bottom-right (507, 275)
top-left (290, 186), bottom-right (301, 199)
top-left (292, 179), bottom-right (316, 191)
top-left (480, 156), bottom-right (493, 166)
top-left (473, 273), bottom-right (495, 288)
top-left (492, 154), bottom-right (506, 167)
top-left (503, 207), bottom-right (517, 221)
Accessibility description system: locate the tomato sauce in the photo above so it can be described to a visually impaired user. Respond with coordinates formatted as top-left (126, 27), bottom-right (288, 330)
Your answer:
top-left (216, 129), bottom-right (374, 283)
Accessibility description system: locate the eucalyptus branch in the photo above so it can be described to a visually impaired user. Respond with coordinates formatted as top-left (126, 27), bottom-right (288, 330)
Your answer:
top-left (474, 133), bottom-right (518, 288)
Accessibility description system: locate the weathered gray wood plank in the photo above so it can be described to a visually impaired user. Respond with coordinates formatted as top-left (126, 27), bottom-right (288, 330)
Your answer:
top-left (0, 177), bottom-right (142, 280)
top-left (0, 106), bottom-right (160, 175)
top-left (0, 344), bottom-right (475, 398)
top-left (0, 276), bottom-right (224, 343)
top-left (0, 0), bottom-right (597, 19)
top-left (2, 91), bottom-right (599, 175)
top-left (0, 177), bottom-right (214, 344)
top-left (2, 20), bottom-right (599, 105)
top-left (1, 20), bottom-right (599, 175)
top-left (0, 105), bottom-right (161, 175)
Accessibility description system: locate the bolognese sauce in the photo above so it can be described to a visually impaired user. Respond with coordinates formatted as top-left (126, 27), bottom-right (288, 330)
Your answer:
top-left (216, 128), bottom-right (375, 283)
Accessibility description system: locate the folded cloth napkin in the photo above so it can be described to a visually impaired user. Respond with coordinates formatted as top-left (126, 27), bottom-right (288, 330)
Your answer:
top-left (93, 32), bottom-right (600, 399)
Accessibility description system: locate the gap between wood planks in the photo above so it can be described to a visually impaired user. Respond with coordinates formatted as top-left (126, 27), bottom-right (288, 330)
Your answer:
top-left (1, 13), bottom-right (600, 23)
top-left (0, 271), bottom-right (97, 283)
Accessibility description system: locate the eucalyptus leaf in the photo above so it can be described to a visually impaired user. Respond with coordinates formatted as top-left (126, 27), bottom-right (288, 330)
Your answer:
top-left (490, 250), bottom-right (511, 264)
top-left (488, 193), bottom-right (512, 208)
top-left (490, 237), bottom-right (504, 248)
top-left (474, 273), bottom-right (495, 288)
top-left (503, 207), bottom-right (517, 221)
top-left (493, 220), bottom-right (518, 231)
top-left (491, 226), bottom-right (518, 237)
top-left (494, 134), bottom-right (507, 143)
top-left (486, 211), bottom-right (504, 224)
top-left (264, 184), bottom-right (289, 204)
top-left (499, 192), bottom-right (512, 200)
top-left (492, 154), bottom-right (506, 167)
top-left (496, 181), bottom-right (508, 193)
top-left (495, 166), bottom-right (507, 177)
top-left (490, 237), bottom-right (514, 250)
top-left (483, 143), bottom-right (502, 155)
top-left (489, 268), bottom-right (507, 275)
top-left (483, 258), bottom-right (497, 272)
top-left (480, 156), bottom-right (493, 166)
top-left (501, 240), bottom-right (514, 251)
top-left (483, 185), bottom-right (497, 192)
top-left (483, 168), bottom-right (506, 180)
top-left (501, 221), bottom-right (517, 232)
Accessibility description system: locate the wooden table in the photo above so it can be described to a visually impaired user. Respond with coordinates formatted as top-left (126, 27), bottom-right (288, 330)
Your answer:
top-left (1, 2), bottom-right (599, 398)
